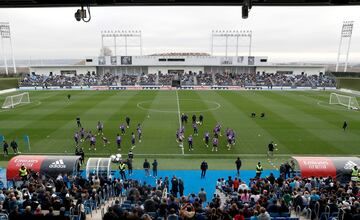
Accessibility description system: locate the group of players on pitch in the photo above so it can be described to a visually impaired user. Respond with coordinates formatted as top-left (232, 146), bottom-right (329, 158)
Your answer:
top-left (73, 116), bottom-right (142, 151)
top-left (176, 113), bottom-right (236, 152)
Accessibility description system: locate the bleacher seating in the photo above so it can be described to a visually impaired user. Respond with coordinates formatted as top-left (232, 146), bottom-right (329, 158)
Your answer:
top-left (20, 72), bottom-right (336, 88)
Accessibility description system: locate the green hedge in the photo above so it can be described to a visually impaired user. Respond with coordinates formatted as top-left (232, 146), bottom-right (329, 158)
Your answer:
top-left (0, 78), bottom-right (19, 90)
top-left (336, 78), bottom-right (360, 91)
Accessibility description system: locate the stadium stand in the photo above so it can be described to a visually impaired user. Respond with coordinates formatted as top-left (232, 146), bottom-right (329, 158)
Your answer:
top-left (121, 74), bottom-right (138, 86)
top-left (20, 72), bottom-right (118, 87)
top-left (196, 72), bottom-right (214, 86)
top-left (140, 73), bottom-right (157, 85)
top-left (180, 73), bottom-right (195, 86)
top-left (98, 175), bottom-right (360, 220)
top-left (19, 72), bottom-right (336, 88)
top-left (158, 73), bottom-right (176, 86)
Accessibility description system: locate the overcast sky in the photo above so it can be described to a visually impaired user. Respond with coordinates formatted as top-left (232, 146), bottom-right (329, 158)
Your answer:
top-left (0, 6), bottom-right (359, 63)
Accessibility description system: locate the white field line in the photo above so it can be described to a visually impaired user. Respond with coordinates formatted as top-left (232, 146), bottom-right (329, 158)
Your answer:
top-left (17, 152), bottom-right (360, 157)
top-left (176, 90), bottom-right (184, 155)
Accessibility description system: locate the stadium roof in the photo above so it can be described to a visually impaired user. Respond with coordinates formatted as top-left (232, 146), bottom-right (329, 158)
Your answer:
top-left (0, 0), bottom-right (359, 7)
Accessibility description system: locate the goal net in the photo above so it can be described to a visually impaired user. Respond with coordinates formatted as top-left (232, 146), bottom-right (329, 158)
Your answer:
top-left (2, 92), bottom-right (30, 109)
top-left (329, 93), bottom-right (359, 110)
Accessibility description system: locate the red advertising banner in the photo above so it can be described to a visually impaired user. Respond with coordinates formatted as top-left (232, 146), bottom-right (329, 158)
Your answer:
top-left (7, 156), bottom-right (44, 180)
top-left (293, 157), bottom-right (337, 179)
top-left (6, 155), bottom-right (81, 181)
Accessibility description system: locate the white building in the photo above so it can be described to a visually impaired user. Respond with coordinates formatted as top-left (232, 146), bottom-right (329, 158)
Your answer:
top-left (29, 53), bottom-right (325, 76)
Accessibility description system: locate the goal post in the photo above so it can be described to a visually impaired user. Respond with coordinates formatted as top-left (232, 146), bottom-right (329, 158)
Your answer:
top-left (2, 92), bottom-right (30, 109)
top-left (329, 92), bottom-right (359, 110)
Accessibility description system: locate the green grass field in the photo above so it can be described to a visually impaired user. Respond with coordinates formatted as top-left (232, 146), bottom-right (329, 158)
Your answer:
top-left (0, 78), bottom-right (19, 90)
top-left (337, 78), bottom-right (360, 91)
top-left (0, 90), bottom-right (359, 169)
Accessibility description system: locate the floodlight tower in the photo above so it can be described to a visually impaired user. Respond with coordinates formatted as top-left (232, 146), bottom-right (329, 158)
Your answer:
top-left (335, 21), bottom-right (354, 72)
top-left (101, 30), bottom-right (142, 56)
top-left (211, 30), bottom-right (252, 57)
top-left (0, 22), bottom-right (16, 75)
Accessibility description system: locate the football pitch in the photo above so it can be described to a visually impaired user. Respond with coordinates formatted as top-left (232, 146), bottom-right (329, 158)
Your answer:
top-left (0, 90), bottom-right (359, 170)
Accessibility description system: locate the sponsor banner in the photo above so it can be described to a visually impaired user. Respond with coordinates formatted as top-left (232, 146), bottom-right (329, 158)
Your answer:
top-left (127, 86), bottom-right (142, 90)
top-left (211, 86), bottom-right (229, 90)
top-left (292, 157), bottom-right (360, 183)
top-left (193, 86), bottom-right (211, 90)
top-left (109, 86), bottom-right (127, 90)
top-left (19, 86), bottom-right (336, 92)
top-left (110, 56), bottom-right (117, 65)
top-left (227, 86), bottom-right (244, 90)
top-left (330, 157), bottom-right (360, 183)
top-left (98, 56), bottom-right (106, 65)
top-left (220, 57), bottom-right (233, 65)
top-left (48, 86), bottom-right (61, 89)
top-left (142, 86), bottom-right (161, 90)
top-left (121, 56), bottom-right (132, 65)
top-left (248, 56), bottom-right (255, 65)
top-left (245, 86), bottom-right (263, 90)
top-left (237, 56), bottom-right (245, 64)
top-left (92, 86), bottom-right (109, 90)
top-left (7, 155), bottom-right (44, 180)
top-left (160, 86), bottom-right (173, 90)
top-left (6, 155), bottom-right (80, 180)
top-left (19, 87), bottom-right (36, 90)
top-left (0, 168), bottom-right (7, 188)
top-left (64, 86), bottom-right (91, 90)
top-left (293, 157), bottom-right (337, 179)
top-left (40, 157), bottom-right (79, 179)
top-left (179, 86), bottom-right (194, 90)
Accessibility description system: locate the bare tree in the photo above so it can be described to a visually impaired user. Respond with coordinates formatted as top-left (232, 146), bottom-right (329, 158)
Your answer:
top-left (100, 47), bottom-right (113, 56)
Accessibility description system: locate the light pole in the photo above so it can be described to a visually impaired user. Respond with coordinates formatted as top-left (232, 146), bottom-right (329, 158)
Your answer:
top-left (0, 22), bottom-right (16, 75)
top-left (335, 21), bottom-right (354, 72)
top-left (211, 30), bottom-right (252, 57)
top-left (101, 30), bottom-right (143, 56)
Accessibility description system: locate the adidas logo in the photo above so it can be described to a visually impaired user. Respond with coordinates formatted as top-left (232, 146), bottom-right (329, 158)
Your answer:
top-left (49, 159), bottom-right (66, 168)
top-left (344, 160), bottom-right (357, 170)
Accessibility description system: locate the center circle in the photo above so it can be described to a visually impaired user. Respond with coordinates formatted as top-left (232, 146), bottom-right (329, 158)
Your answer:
top-left (137, 99), bottom-right (221, 113)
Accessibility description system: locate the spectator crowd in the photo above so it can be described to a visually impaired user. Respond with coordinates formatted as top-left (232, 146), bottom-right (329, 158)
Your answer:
top-left (0, 161), bottom-right (358, 220)
top-left (20, 72), bottom-right (118, 87)
top-left (20, 72), bottom-right (336, 88)
top-left (102, 173), bottom-right (359, 220)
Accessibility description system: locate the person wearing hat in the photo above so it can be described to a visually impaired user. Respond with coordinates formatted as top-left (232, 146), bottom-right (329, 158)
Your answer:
top-left (255, 162), bottom-right (263, 179)
top-left (19, 164), bottom-right (28, 181)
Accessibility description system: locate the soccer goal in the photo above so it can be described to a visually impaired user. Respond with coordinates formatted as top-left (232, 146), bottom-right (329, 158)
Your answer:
top-left (1, 92), bottom-right (30, 109)
top-left (329, 93), bottom-right (359, 110)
